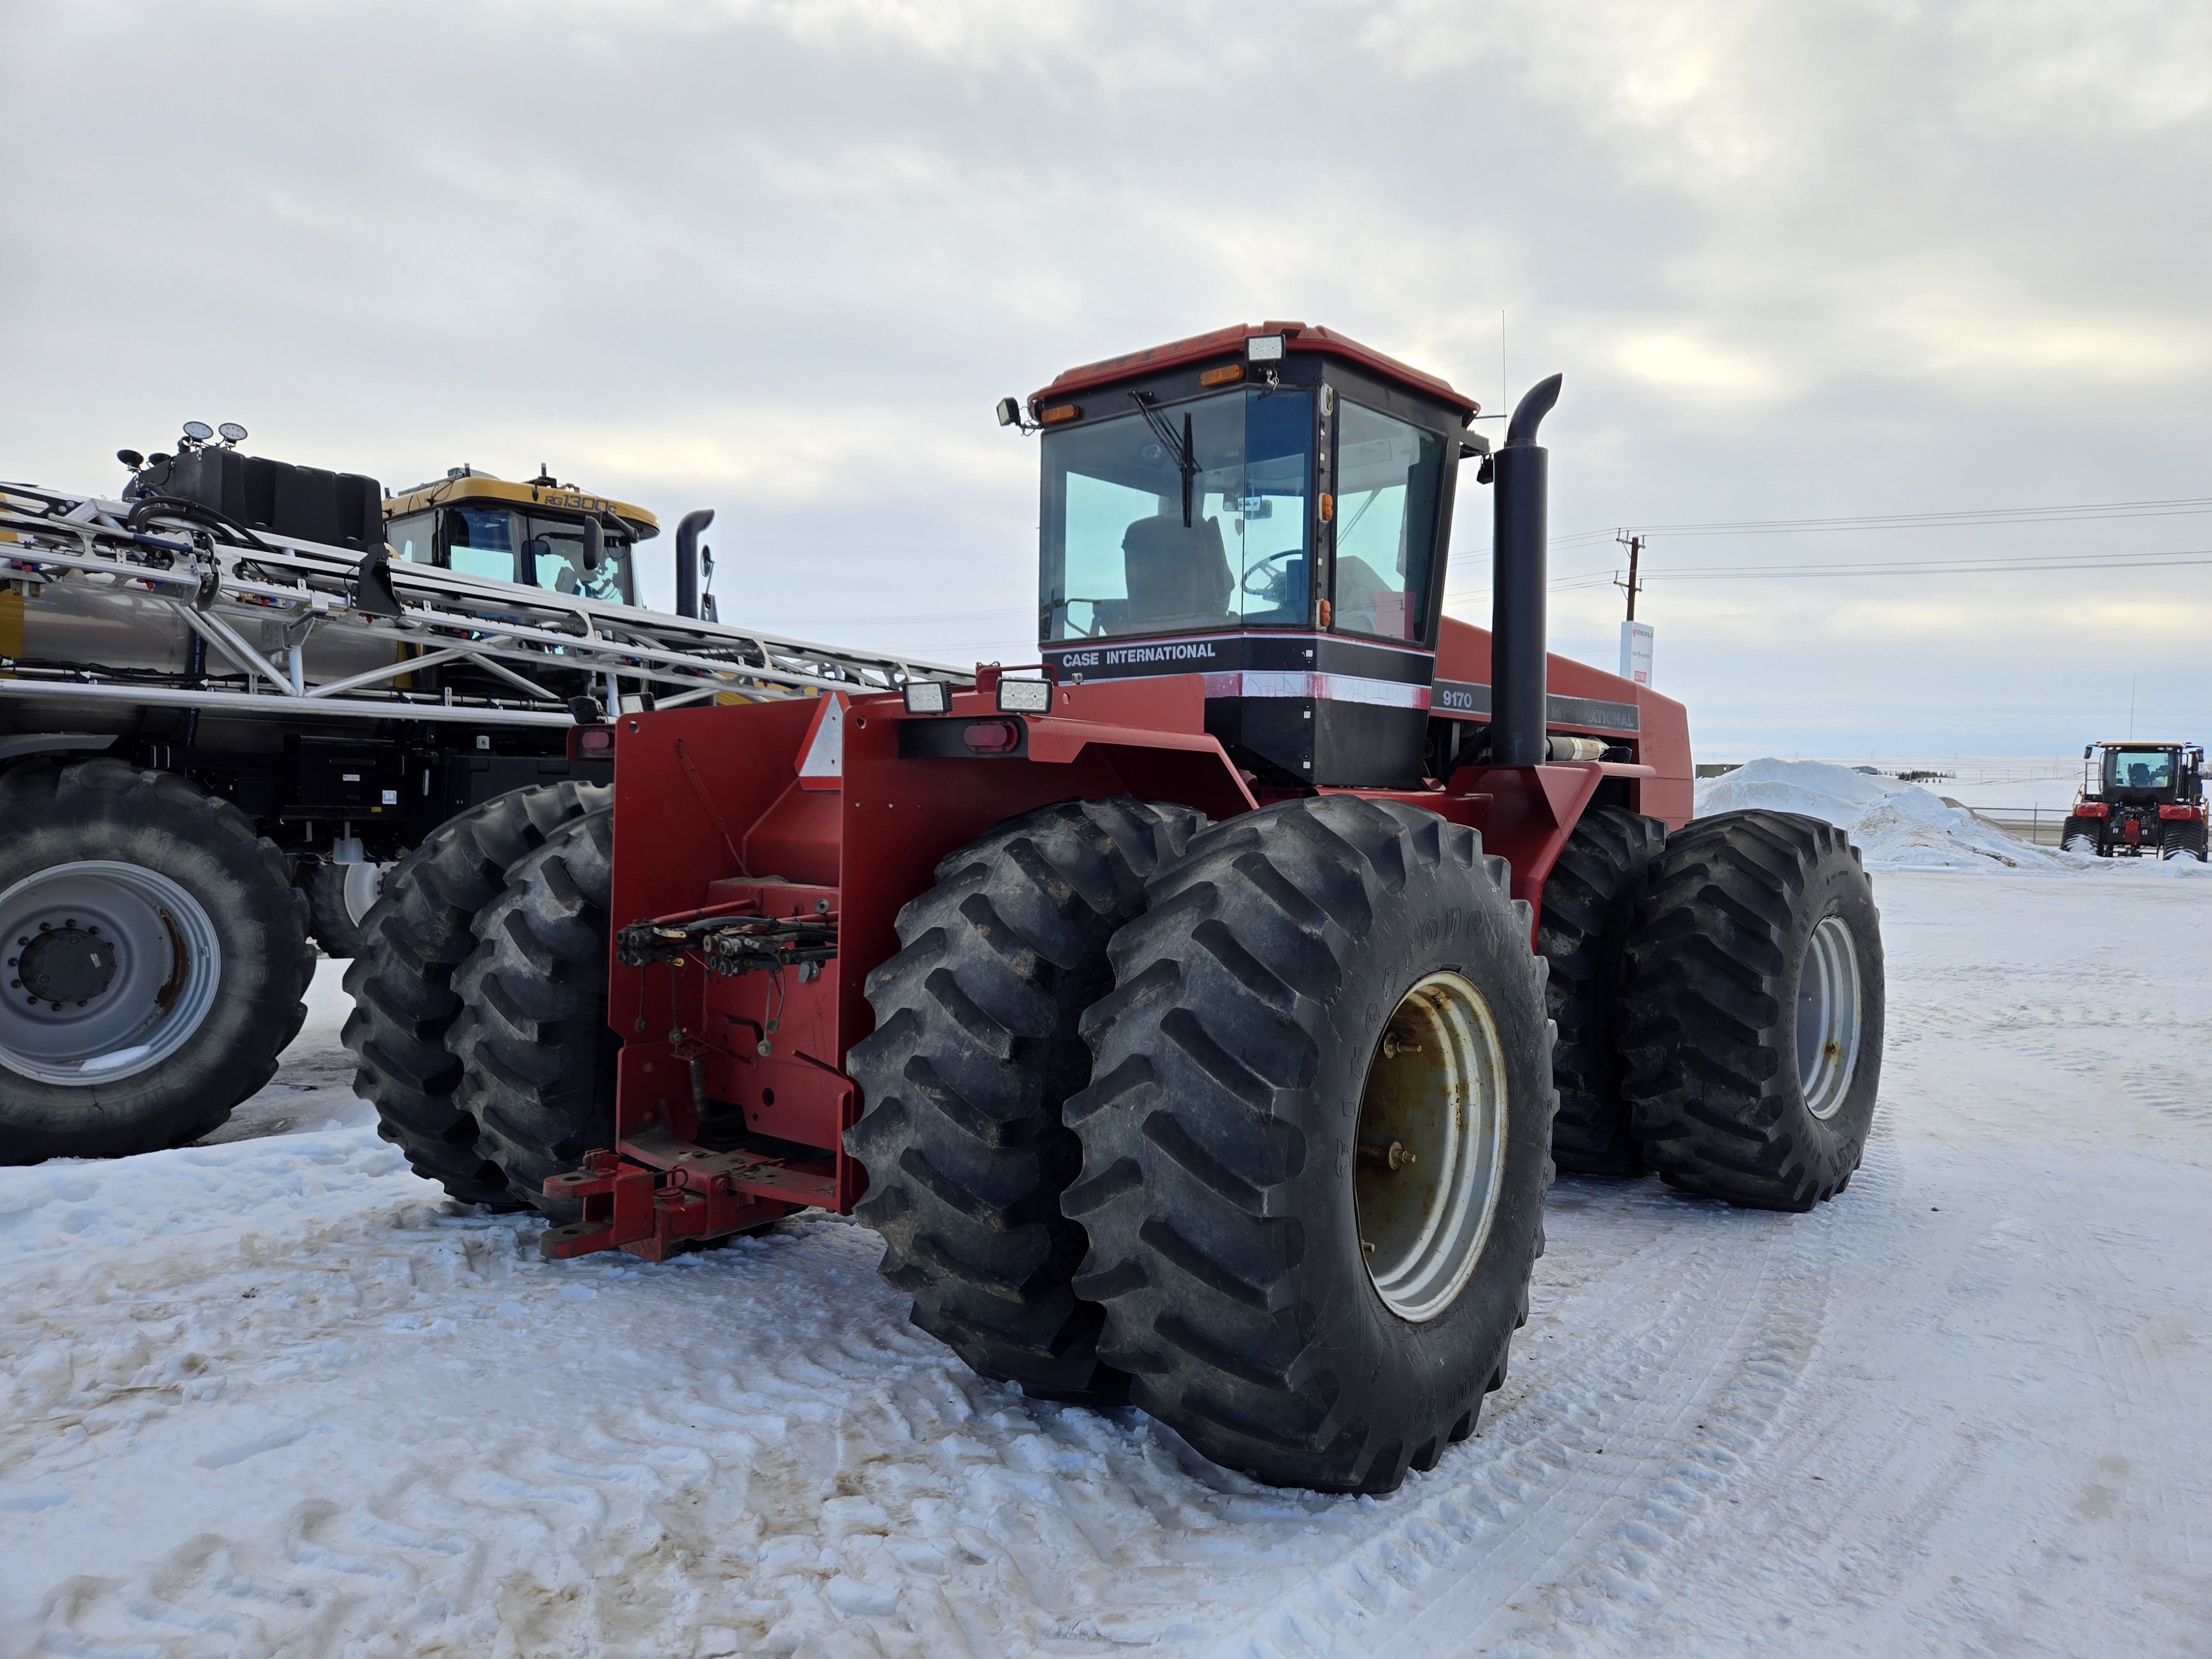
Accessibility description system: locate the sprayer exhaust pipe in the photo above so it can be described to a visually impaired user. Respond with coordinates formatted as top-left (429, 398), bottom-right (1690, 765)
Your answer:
top-left (1490, 373), bottom-right (1563, 767)
top-left (675, 509), bottom-right (715, 620)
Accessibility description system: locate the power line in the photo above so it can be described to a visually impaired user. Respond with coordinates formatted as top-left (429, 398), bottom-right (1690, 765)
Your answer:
top-left (1539, 495), bottom-right (2212, 550)
top-left (1448, 545), bottom-right (2212, 601)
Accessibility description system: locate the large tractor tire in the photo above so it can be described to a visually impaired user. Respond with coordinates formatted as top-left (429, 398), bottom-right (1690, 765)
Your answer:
top-left (2060, 817), bottom-right (2099, 855)
top-left (343, 781), bottom-right (608, 1204)
top-left (1618, 809), bottom-right (1884, 1212)
top-left (1063, 796), bottom-right (1556, 1495)
top-left (2160, 821), bottom-right (2208, 862)
top-left (448, 810), bottom-right (619, 1215)
top-left (0, 758), bottom-right (312, 1164)
top-left (1537, 806), bottom-right (1667, 1176)
top-left (304, 858), bottom-right (396, 959)
top-left (846, 796), bottom-right (1207, 1403)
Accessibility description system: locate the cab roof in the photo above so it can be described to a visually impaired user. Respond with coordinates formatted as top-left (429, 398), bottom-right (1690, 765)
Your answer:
top-left (1032, 321), bottom-right (1480, 422)
top-left (383, 469), bottom-right (660, 539)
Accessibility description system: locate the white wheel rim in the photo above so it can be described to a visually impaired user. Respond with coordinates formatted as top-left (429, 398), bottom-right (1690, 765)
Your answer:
top-left (341, 859), bottom-right (387, 926)
top-left (1796, 914), bottom-right (1863, 1120)
top-left (1354, 971), bottom-right (1509, 1323)
top-left (0, 860), bottom-right (223, 1084)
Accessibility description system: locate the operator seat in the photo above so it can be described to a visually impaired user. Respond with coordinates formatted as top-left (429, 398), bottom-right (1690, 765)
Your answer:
top-left (1120, 513), bottom-right (1234, 634)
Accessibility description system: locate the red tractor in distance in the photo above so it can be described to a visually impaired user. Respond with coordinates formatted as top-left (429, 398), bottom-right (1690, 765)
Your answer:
top-left (2061, 740), bottom-right (2208, 860)
top-left (349, 322), bottom-right (1886, 1495)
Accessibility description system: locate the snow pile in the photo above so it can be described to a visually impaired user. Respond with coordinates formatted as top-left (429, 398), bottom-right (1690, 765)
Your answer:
top-left (1694, 757), bottom-right (2076, 873)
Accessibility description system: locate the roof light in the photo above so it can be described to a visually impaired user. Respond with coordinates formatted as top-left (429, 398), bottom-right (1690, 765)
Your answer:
top-left (997, 677), bottom-right (1051, 714)
top-left (217, 422), bottom-right (247, 445)
top-left (995, 397), bottom-right (1022, 427)
top-left (1246, 335), bottom-right (1285, 362)
top-left (902, 680), bottom-right (950, 715)
top-left (1200, 364), bottom-right (1245, 387)
top-left (181, 420), bottom-right (213, 442)
top-left (1037, 404), bottom-right (1081, 425)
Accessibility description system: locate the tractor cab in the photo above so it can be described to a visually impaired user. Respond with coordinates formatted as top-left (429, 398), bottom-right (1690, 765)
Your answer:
top-left (2091, 741), bottom-right (2198, 804)
top-left (1027, 322), bottom-right (1483, 789)
top-left (382, 466), bottom-right (658, 608)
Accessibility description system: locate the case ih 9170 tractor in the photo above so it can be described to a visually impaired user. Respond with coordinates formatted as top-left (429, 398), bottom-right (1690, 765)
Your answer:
top-left (2061, 740), bottom-right (2208, 860)
top-left (348, 322), bottom-right (1885, 1494)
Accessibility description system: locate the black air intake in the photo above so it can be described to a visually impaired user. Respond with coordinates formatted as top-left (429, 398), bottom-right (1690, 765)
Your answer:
top-left (1490, 374), bottom-right (1562, 766)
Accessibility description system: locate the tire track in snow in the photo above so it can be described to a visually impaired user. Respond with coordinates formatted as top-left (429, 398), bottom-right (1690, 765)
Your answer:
top-left (13, 1171), bottom-right (1858, 1659)
top-left (1217, 1148), bottom-right (1861, 1657)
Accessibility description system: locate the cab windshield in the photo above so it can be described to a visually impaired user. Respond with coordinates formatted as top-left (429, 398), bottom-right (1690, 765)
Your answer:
top-left (2104, 748), bottom-right (2176, 792)
top-left (1040, 388), bottom-right (1312, 641)
top-left (433, 505), bottom-right (638, 604)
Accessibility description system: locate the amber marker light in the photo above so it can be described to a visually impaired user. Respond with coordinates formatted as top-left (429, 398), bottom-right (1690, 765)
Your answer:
top-left (1199, 364), bottom-right (1245, 387)
top-left (1319, 493), bottom-right (1335, 521)
top-left (1037, 404), bottom-right (1082, 424)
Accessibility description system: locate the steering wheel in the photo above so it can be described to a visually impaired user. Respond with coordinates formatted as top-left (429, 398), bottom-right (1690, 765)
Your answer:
top-left (1240, 549), bottom-right (1302, 600)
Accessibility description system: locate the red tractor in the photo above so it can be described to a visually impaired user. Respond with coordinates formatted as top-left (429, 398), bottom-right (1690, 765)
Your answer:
top-left (2060, 740), bottom-right (2208, 860)
top-left (349, 322), bottom-right (1885, 1494)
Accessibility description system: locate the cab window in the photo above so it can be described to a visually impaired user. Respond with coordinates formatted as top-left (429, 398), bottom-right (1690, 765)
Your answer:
top-left (2105, 749), bottom-right (2175, 791)
top-left (385, 510), bottom-right (435, 562)
top-left (1331, 401), bottom-right (1444, 643)
top-left (445, 506), bottom-right (521, 582)
top-left (525, 515), bottom-right (635, 605)
top-left (1040, 388), bottom-right (1313, 640)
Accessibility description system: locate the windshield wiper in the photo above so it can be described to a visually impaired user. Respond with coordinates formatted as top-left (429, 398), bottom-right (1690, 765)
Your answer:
top-left (1130, 392), bottom-right (1196, 526)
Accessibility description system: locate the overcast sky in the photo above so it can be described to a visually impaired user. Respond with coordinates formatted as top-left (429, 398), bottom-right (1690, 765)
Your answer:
top-left (7, 0), bottom-right (2207, 755)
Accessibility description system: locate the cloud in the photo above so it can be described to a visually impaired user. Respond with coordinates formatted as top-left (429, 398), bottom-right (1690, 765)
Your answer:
top-left (2, 0), bottom-right (2205, 749)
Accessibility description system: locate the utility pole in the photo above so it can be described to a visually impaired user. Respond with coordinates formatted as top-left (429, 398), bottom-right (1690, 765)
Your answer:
top-left (1615, 533), bottom-right (1644, 619)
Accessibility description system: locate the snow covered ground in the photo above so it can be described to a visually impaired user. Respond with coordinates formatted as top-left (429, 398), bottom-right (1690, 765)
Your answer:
top-left (4, 778), bottom-right (2209, 1657)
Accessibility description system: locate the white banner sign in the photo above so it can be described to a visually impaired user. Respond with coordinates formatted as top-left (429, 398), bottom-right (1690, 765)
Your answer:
top-left (1620, 620), bottom-right (1653, 687)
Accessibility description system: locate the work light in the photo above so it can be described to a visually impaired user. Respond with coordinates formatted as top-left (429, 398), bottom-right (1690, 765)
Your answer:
top-left (996, 678), bottom-right (1050, 714)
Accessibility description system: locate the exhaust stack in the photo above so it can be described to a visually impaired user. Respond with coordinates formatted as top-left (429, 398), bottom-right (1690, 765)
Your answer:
top-left (1490, 373), bottom-right (1562, 767)
top-left (676, 509), bottom-right (715, 620)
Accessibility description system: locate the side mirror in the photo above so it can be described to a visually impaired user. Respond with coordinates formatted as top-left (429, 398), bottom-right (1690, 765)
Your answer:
top-left (582, 517), bottom-right (603, 572)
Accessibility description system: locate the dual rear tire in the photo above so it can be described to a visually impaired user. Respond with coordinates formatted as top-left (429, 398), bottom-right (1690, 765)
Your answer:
top-left (851, 797), bottom-right (1886, 1490)
top-left (849, 794), bottom-right (1557, 1494)
top-left (344, 784), bottom-right (612, 1210)
top-left (1618, 811), bottom-right (1884, 1209)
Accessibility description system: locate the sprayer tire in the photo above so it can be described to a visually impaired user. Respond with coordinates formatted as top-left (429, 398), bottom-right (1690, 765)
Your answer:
top-left (1537, 806), bottom-right (1667, 1176)
top-left (1618, 809), bottom-right (1884, 1211)
top-left (447, 810), bottom-right (619, 1216)
top-left (1062, 796), bottom-right (1555, 1495)
top-left (342, 782), bottom-right (607, 1206)
top-left (304, 859), bottom-right (390, 959)
top-left (0, 759), bottom-right (312, 1164)
top-left (846, 796), bottom-right (1208, 1403)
